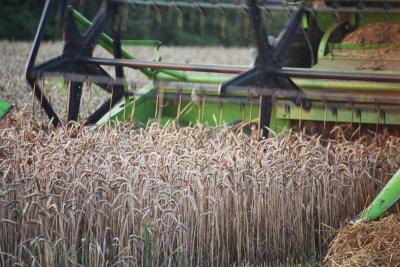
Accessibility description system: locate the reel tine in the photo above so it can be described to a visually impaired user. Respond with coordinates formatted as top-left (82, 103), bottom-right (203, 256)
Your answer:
top-left (67, 81), bottom-right (84, 123)
top-left (189, 1), bottom-right (196, 31)
top-left (144, 1), bottom-right (151, 27)
top-left (122, 82), bottom-right (127, 121)
top-left (159, 83), bottom-right (165, 121)
top-left (234, 4), bottom-right (242, 32)
top-left (285, 103), bottom-right (291, 124)
top-left (242, 9), bottom-right (250, 46)
top-left (155, 83), bottom-right (159, 120)
top-left (198, 5), bottom-right (205, 35)
top-left (66, 81), bottom-right (71, 123)
top-left (235, 0), bottom-right (247, 32)
top-left (47, 80), bottom-right (53, 111)
top-left (272, 91), bottom-right (278, 107)
top-left (298, 101), bottom-right (303, 131)
top-left (248, 87), bottom-right (253, 127)
top-left (347, 98), bottom-right (354, 127)
top-left (121, 1), bottom-right (130, 32)
top-left (87, 81), bottom-right (92, 116)
top-left (333, 107), bottom-right (338, 128)
top-left (380, 109), bottom-right (387, 137)
top-left (375, 100), bottom-right (381, 136)
top-left (180, 90), bottom-right (196, 124)
top-left (197, 90), bottom-right (201, 124)
top-left (356, 108), bottom-right (362, 139)
top-left (219, 5), bottom-right (227, 41)
top-left (176, 5), bottom-right (184, 29)
top-left (257, 94), bottom-right (263, 139)
top-left (31, 83), bottom-right (36, 119)
top-left (109, 84), bottom-right (114, 127)
top-left (240, 100), bottom-right (245, 126)
top-left (201, 86), bottom-right (206, 124)
top-left (131, 1), bottom-right (138, 13)
top-left (384, 2), bottom-right (391, 21)
top-left (29, 76), bottom-right (60, 127)
top-left (212, 1), bottom-right (219, 36)
top-left (356, 2), bottom-right (365, 22)
top-left (130, 82), bottom-right (137, 121)
top-left (155, 80), bottom-right (164, 121)
top-left (153, 1), bottom-right (162, 25)
top-left (264, 3), bottom-right (272, 17)
top-left (41, 79), bottom-right (45, 118)
top-left (219, 100), bottom-right (223, 125)
top-left (167, 2), bottom-right (174, 25)
top-left (175, 84), bottom-right (183, 123)
top-left (323, 97), bottom-right (328, 132)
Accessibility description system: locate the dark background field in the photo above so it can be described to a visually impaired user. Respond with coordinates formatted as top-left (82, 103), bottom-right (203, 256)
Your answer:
top-left (1, 0), bottom-right (287, 46)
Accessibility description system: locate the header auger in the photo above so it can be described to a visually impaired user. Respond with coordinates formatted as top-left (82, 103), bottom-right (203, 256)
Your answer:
top-left (27, 0), bottom-right (400, 139)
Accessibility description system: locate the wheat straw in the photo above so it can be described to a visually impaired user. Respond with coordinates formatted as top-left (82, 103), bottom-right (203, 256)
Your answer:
top-left (1, 111), bottom-right (399, 266)
top-left (324, 213), bottom-right (400, 267)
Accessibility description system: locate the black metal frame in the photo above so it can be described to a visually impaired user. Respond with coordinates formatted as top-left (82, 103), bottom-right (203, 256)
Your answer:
top-left (220, 0), bottom-right (313, 138)
top-left (27, 0), bottom-right (310, 132)
top-left (26, 0), bottom-right (124, 127)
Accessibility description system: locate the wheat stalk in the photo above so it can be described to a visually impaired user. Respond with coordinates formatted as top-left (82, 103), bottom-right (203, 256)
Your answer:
top-left (1, 111), bottom-right (399, 266)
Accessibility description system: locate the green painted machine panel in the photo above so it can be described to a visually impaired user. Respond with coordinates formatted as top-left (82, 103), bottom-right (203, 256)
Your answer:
top-left (96, 84), bottom-right (156, 126)
top-left (275, 103), bottom-right (400, 125)
top-left (315, 11), bottom-right (400, 33)
top-left (0, 99), bottom-right (12, 120)
top-left (161, 97), bottom-right (259, 127)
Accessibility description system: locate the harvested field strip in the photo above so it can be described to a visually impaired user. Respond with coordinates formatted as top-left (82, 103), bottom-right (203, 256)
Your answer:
top-left (335, 23), bottom-right (400, 60)
top-left (1, 112), bottom-right (400, 266)
top-left (342, 23), bottom-right (400, 46)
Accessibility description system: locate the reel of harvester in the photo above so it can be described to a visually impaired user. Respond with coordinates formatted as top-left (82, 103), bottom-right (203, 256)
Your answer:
top-left (26, 0), bottom-right (400, 139)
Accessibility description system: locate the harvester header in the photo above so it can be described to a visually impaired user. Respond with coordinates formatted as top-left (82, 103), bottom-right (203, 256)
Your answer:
top-left (26, 0), bottom-right (400, 138)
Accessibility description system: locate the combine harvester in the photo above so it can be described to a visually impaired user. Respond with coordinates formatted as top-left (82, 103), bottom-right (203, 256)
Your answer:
top-left (26, 0), bottom-right (400, 222)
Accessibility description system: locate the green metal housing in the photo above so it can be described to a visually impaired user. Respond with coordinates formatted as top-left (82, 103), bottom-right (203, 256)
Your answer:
top-left (356, 169), bottom-right (400, 222)
top-left (0, 99), bottom-right (12, 121)
top-left (71, 7), bottom-right (400, 133)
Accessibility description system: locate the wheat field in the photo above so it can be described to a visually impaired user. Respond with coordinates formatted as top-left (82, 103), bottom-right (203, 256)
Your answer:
top-left (1, 42), bottom-right (400, 266)
top-left (2, 111), bottom-right (400, 266)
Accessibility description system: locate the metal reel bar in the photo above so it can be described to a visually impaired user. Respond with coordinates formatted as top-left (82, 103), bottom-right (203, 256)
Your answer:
top-left (114, 0), bottom-right (286, 11)
top-left (31, 69), bottom-right (400, 137)
top-left (30, 71), bottom-right (400, 105)
top-left (114, 0), bottom-right (400, 13)
top-left (74, 56), bottom-right (400, 83)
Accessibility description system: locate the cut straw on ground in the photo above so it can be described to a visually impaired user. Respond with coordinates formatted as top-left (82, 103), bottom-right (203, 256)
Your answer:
top-left (324, 213), bottom-right (400, 267)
